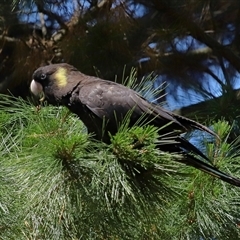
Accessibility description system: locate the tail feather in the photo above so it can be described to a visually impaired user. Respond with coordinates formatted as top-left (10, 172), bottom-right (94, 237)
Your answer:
top-left (177, 137), bottom-right (240, 187)
top-left (158, 137), bottom-right (240, 187)
top-left (177, 136), bottom-right (210, 162)
top-left (154, 105), bottom-right (238, 186)
top-left (180, 154), bottom-right (240, 187)
top-left (173, 113), bottom-right (219, 139)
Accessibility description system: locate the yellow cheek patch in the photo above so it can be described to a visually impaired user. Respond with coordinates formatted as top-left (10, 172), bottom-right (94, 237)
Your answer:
top-left (54, 67), bottom-right (67, 87)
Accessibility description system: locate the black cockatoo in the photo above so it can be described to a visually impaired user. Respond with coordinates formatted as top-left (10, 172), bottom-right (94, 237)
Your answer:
top-left (30, 63), bottom-right (240, 187)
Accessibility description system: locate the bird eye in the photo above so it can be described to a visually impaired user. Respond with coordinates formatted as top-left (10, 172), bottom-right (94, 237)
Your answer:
top-left (40, 74), bottom-right (46, 80)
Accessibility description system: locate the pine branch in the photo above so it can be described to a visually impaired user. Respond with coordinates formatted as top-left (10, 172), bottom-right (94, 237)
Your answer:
top-left (1, 82), bottom-right (240, 238)
top-left (151, 0), bottom-right (240, 72)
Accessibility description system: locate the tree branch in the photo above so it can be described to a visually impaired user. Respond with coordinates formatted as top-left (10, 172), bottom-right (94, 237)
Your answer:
top-left (0, 35), bottom-right (20, 42)
top-left (173, 88), bottom-right (240, 122)
top-left (151, 0), bottom-right (240, 72)
top-left (136, 47), bottom-right (214, 74)
top-left (36, 3), bottom-right (68, 31)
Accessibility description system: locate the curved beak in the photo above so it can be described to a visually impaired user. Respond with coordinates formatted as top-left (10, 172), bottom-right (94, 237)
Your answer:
top-left (30, 80), bottom-right (45, 101)
top-left (30, 80), bottom-right (42, 95)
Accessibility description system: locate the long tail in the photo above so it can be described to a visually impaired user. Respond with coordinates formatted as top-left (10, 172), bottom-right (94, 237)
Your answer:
top-left (176, 137), bottom-right (240, 187)
top-left (159, 136), bottom-right (240, 187)
top-left (173, 113), bottom-right (219, 139)
top-left (180, 153), bottom-right (240, 187)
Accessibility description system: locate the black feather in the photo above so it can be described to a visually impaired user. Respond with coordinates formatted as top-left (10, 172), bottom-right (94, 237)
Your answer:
top-left (31, 63), bottom-right (240, 187)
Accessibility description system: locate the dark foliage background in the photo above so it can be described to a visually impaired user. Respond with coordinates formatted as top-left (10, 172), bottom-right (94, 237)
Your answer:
top-left (1, 0), bottom-right (240, 239)
top-left (0, 1), bottom-right (240, 103)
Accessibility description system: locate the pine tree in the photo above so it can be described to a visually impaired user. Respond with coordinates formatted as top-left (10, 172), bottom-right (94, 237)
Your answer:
top-left (1, 73), bottom-right (240, 239)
